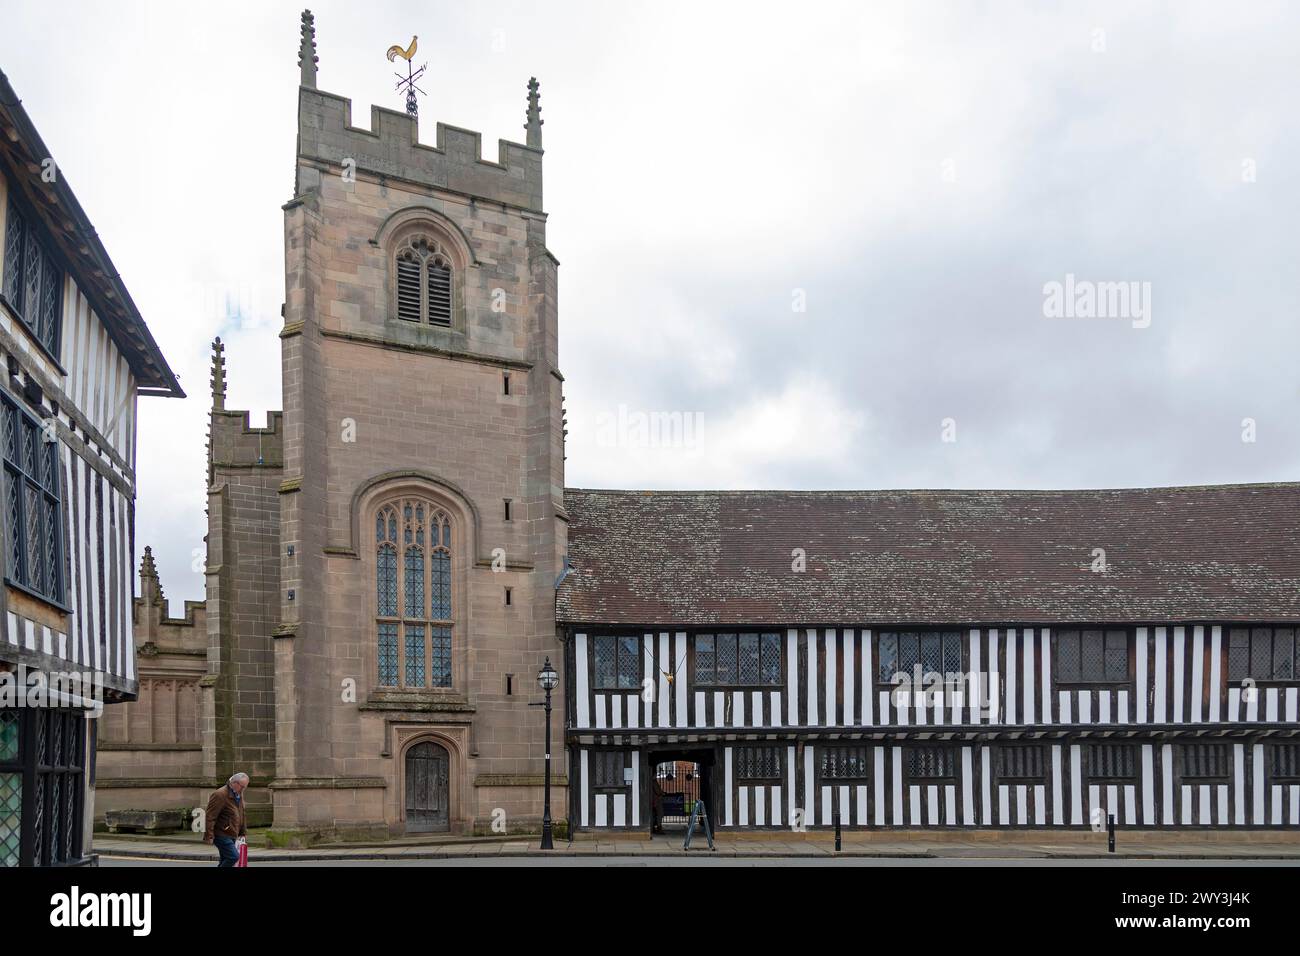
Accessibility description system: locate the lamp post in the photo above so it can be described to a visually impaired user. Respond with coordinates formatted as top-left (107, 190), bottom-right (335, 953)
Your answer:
top-left (537, 657), bottom-right (559, 850)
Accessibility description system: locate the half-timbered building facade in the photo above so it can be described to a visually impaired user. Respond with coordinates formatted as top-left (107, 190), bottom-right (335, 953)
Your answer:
top-left (0, 67), bottom-right (183, 865)
top-left (557, 488), bottom-right (1300, 833)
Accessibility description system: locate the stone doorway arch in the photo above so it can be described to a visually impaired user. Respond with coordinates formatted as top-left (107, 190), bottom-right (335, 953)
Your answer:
top-left (404, 739), bottom-right (451, 832)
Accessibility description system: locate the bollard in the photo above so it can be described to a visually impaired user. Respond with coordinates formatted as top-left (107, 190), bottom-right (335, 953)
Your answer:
top-left (1107, 812), bottom-right (1115, 853)
top-left (834, 809), bottom-right (842, 852)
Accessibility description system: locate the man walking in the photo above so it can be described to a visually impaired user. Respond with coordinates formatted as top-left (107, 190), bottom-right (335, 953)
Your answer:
top-left (203, 772), bottom-right (249, 867)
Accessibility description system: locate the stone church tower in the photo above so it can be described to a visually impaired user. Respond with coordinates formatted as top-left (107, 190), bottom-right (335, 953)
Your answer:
top-left (103, 11), bottom-right (567, 838)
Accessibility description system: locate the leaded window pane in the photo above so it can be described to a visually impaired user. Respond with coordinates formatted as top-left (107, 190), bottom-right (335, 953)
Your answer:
top-left (2, 199), bottom-right (24, 304)
top-left (430, 627), bottom-right (452, 687)
top-left (1104, 630), bottom-right (1128, 681)
top-left (1181, 743), bottom-right (1228, 779)
top-left (43, 497), bottom-right (58, 598)
top-left (822, 746), bottom-right (869, 779)
top-left (1273, 629), bottom-right (1294, 680)
top-left (378, 623), bottom-right (398, 685)
top-left (0, 710), bottom-right (16, 761)
top-left (1080, 629), bottom-right (1105, 681)
top-left (998, 745), bottom-right (1045, 779)
top-left (738, 633), bottom-right (760, 684)
top-left (404, 548), bottom-right (424, 618)
top-left (878, 633), bottom-right (898, 683)
top-left (1057, 631), bottom-right (1080, 683)
top-left (942, 632), bottom-right (962, 673)
top-left (24, 482), bottom-right (43, 594)
top-left (1251, 628), bottom-right (1271, 681)
top-left (39, 255), bottom-right (60, 354)
top-left (20, 419), bottom-right (35, 477)
top-left (0, 771), bottom-right (20, 868)
top-left (618, 635), bottom-right (640, 688)
top-left (1, 405), bottom-right (14, 464)
top-left (432, 551), bottom-right (451, 619)
top-left (4, 467), bottom-right (20, 583)
top-left (1087, 743), bottom-right (1136, 779)
top-left (920, 633), bottom-right (941, 675)
top-left (1272, 744), bottom-right (1300, 779)
top-left (717, 633), bottom-right (737, 684)
top-left (909, 746), bottom-right (952, 778)
top-left (376, 546), bottom-right (397, 616)
top-left (897, 633), bottom-right (918, 682)
top-left (760, 633), bottom-right (782, 684)
top-left (405, 625), bottom-right (426, 687)
top-left (22, 233), bottom-right (42, 327)
top-left (594, 635), bottom-right (616, 688)
top-left (737, 746), bottom-right (781, 780)
top-left (1228, 629), bottom-right (1249, 682)
top-left (696, 634), bottom-right (715, 683)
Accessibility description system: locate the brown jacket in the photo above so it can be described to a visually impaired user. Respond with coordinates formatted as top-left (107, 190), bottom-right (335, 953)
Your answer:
top-left (204, 785), bottom-right (247, 842)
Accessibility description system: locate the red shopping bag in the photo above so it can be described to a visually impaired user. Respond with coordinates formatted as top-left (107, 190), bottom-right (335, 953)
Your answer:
top-left (236, 837), bottom-right (248, 867)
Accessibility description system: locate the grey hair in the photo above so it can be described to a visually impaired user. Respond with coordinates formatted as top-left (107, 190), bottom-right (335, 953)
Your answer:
top-left (228, 772), bottom-right (249, 786)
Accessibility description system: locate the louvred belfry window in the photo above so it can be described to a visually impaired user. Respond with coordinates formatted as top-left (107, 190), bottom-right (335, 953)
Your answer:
top-left (1, 392), bottom-right (62, 604)
top-left (394, 235), bottom-right (453, 327)
top-left (3, 197), bottom-right (63, 357)
top-left (376, 498), bottom-right (452, 688)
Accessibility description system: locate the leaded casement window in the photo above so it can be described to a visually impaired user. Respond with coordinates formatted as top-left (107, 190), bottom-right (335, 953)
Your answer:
top-left (907, 746), bottom-right (956, 780)
top-left (876, 631), bottom-right (963, 685)
top-left (394, 234), bottom-right (453, 326)
top-left (694, 632), bottom-right (782, 686)
top-left (2, 197), bottom-right (62, 357)
top-left (375, 498), bottom-right (452, 689)
top-left (1086, 743), bottom-right (1137, 780)
top-left (1, 392), bottom-right (62, 604)
top-left (0, 710), bottom-right (19, 867)
top-left (1227, 627), bottom-right (1298, 683)
top-left (820, 745), bottom-right (870, 780)
top-left (590, 750), bottom-right (628, 789)
top-left (1055, 629), bottom-right (1129, 684)
top-left (592, 635), bottom-right (641, 689)
top-left (996, 744), bottom-right (1046, 781)
top-left (1179, 743), bottom-right (1229, 781)
top-left (734, 745), bottom-right (783, 781)
top-left (0, 708), bottom-right (85, 867)
top-left (1270, 744), bottom-right (1300, 782)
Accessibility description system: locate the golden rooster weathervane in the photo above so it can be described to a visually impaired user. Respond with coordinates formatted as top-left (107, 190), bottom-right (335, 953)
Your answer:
top-left (386, 35), bottom-right (426, 118)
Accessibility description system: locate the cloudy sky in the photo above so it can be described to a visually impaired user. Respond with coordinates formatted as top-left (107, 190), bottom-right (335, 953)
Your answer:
top-left (2, 1), bottom-right (1298, 602)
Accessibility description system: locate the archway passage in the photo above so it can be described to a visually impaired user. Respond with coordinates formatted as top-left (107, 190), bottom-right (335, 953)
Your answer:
top-left (653, 760), bottom-right (700, 831)
top-left (648, 747), bottom-right (715, 835)
top-left (405, 741), bottom-right (450, 832)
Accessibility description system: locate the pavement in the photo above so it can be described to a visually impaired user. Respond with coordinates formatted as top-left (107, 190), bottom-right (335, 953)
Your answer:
top-left (92, 829), bottom-right (1300, 863)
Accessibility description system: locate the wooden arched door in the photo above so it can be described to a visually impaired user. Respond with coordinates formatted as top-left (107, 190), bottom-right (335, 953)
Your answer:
top-left (405, 741), bottom-right (450, 832)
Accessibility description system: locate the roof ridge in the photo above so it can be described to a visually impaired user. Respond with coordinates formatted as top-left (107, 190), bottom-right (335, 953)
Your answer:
top-left (563, 482), bottom-right (1300, 496)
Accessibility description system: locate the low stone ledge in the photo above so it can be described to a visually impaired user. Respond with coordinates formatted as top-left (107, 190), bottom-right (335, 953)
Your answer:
top-left (103, 808), bottom-right (190, 834)
top-left (474, 774), bottom-right (569, 788)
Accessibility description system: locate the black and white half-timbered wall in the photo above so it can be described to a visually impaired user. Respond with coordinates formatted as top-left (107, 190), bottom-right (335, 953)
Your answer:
top-left (0, 69), bottom-right (182, 865)
top-left (556, 488), bottom-right (1300, 833)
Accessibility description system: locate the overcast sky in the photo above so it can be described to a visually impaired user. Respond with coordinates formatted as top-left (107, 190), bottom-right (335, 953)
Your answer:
top-left (2, 1), bottom-right (1298, 602)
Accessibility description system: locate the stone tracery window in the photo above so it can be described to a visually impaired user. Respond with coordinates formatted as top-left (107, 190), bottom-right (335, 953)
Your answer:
top-left (394, 234), bottom-right (453, 327)
top-left (376, 497), bottom-right (452, 688)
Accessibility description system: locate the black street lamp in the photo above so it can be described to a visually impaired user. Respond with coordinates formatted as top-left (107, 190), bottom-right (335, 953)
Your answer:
top-left (537, 657), bottom-right (559, 850)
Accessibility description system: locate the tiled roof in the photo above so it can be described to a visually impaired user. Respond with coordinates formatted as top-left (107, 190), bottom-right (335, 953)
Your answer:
top-left (557, 484), bottom-right (1300, 626)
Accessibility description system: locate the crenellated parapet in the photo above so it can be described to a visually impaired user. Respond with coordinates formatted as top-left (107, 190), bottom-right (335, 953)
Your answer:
top-left (209, 407), bottom-right (285, 474)
top-left (296, 87), bottom-right (544, 212)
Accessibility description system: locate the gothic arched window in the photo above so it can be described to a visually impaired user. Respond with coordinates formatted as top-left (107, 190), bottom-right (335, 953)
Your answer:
top-left (394, 235), bottom-right (453, 327)
top-left (376, 498), bottom-right (453, 688)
